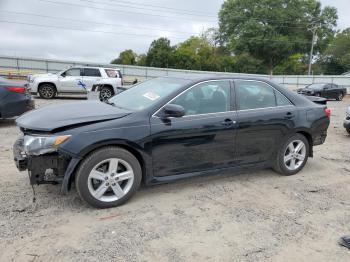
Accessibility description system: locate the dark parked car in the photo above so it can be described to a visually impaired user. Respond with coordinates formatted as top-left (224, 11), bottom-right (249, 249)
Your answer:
top-left (297, 83), bottom-right (347, 101)
top-left (13, 76), bottom-right (330, 208)
top-left (0, 77), bottom-right (34, 119)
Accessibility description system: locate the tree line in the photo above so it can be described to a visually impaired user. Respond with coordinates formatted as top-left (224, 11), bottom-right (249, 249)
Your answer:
top-left (111, 0), bottom-right (350, 75)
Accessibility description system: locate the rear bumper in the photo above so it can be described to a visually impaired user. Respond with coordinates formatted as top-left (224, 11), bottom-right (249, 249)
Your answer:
top-left (1, 96), bottom-right (34, 118)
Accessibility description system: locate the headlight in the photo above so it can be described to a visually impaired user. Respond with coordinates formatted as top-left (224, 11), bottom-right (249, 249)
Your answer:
top-left (23, 135), bottom-right (71, 155)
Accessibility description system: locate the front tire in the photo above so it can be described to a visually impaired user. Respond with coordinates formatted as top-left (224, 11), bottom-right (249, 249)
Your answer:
top-left (38, 83), bottom-right (56, 99)
top-left (346, 128), bottom-right (350, 135)
top-left (75, 147), bottom-right (142, 208)
top-left (273, 134), bottom-right (309, 176)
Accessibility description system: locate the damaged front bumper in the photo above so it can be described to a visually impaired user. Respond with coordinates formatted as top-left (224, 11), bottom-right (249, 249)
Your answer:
top-left (13, 137), bottom-right (74, 189)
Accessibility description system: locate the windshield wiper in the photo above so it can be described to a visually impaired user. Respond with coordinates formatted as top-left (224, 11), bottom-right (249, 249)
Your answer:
top-left (104, 100), bottom-right (115, 106)
top-left (103, 100), bottom-right (126, 109)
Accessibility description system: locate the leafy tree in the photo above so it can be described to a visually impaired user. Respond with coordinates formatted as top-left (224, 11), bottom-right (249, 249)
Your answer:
top-left (173, 37), bottom-right (213, 70)
top-left (233, 53), bottom-right (266, 74)
top-left (219, 0), bottom-right (337, 75)
top-left (136, 54), bottom-right (147, 66)
top-left (274, 54), bottom-right (308, 75)
top-left (324, 28), bottom-right (350, 73)
top-left (111, 49), bottom-right (137, 65)
top-left (146, 38), bottom-right (174, 68)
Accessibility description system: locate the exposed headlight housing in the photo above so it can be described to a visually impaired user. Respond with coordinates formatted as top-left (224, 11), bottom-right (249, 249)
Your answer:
top-left (23, 135), bottom-right (71, 155)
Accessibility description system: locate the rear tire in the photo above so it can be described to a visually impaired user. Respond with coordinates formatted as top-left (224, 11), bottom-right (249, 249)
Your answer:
top-left (273, 134), bottom-right (309, 176)
top-left (38, 83), bottom-right (56, 99)
top-left (99, 86), bottom-right (114, 101)
top-left (75, 147), bottom-right (142, 208)
top-left (336, 92), bottom-right (344, 101)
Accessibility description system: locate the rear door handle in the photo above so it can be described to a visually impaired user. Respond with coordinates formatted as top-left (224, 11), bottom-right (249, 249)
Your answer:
top-left (285, 112), bottom-right (295, 119)
top-left (221, 119), bottom-right (236, 126)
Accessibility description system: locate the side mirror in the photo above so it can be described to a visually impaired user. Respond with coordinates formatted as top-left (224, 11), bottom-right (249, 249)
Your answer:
top-left (60, 73), bottom-right (66, 77)
top-left (162, 104), bottom-right (185, 118)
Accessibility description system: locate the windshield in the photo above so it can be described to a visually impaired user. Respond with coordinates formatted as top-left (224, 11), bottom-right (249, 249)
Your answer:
top-left (109, 77), bottom-right (190, 111)
top-left (307, 84), bottom-right (325, 89)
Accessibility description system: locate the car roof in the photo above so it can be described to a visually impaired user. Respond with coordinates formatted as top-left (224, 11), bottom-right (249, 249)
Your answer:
top-left (161, 74), bottom-right (270, 83)
top-left (70, 66), bottom-right (120, 70)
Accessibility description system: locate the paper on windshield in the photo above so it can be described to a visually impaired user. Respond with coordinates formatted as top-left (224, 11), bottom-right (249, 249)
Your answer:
top-left (143, 92), bottom-right (160, 101)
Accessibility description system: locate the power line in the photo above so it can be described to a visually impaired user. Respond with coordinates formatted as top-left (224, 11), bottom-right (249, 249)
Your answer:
top-left (0, 20), bottom-right (190, 39)
top-left (0, 19), bottom-right (329, 46)
top-left (0, 10), bottom-right (198, 35)
top-left (38, 0), bottom-right (218, 22)
top-left (104, 0), bottom-right (216, 16)
top-left (78, 0), bottom-right (218, 18)
top-left (37, 0), bottom-right (330, 29)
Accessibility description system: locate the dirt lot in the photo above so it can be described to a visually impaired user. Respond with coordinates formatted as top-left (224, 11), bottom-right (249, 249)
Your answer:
top-left (0, 96), bottom-right (350, 262)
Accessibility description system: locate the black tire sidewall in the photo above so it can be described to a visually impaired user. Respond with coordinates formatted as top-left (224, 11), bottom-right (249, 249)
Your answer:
top-left (276, 134), bottom-right (309, 176)
top-left (99, 87), bottom-right (114, 101)
top-left (337, 93), bottom-right (343, 101)
top-left (75, 147), bottom-right (142, 208)
top-left (39, 84), bottom-right (56, 99)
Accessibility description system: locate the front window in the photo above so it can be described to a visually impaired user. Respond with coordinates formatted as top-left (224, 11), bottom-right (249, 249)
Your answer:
top-left (109, 77), bottom-right (189, 111)
top-left (171, 81), bottom-right (231, 116)
top-left (63, 68), bottom-right (81, 77)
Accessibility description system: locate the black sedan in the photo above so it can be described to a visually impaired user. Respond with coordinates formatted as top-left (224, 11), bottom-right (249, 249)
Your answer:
top-left (297, 83), bottom-right (347, 101)
top-left (0, 77), bottom-right (34, 119)
top-left (13, 76), bottom-right (330, 208)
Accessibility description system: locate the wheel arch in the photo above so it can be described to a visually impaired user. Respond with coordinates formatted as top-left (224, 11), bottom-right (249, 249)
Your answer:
top-left (295, 130), bottom-right (313, 157)
top-left (38, 82), bottom-right (57, 90)
top-left (100, 84), bottom-right (115, 95)
top-left (64, 140), bottom-right (148, 192)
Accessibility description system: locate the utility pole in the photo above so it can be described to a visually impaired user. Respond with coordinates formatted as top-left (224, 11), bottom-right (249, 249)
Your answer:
top-left (308, 24), bottom-right (319, 75)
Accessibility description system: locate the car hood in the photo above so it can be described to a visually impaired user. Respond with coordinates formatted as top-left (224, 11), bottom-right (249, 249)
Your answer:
top-left (16, 101), bottom-right (131, 132)
top-left (30, 73), bottom-right (58, 81)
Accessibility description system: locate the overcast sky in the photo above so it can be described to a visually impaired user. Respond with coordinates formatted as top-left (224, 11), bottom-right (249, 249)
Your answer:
top-left (0, 0), bottom-right (349, 63)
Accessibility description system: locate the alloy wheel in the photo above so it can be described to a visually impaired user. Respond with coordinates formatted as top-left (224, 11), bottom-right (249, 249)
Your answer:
top-left (100, 88), bottom-right (112, 100)
top-left (87, 158), bottom-right (134, 202)
top-left (40, 86), bottom-right (54, 98)
top-left (283, 140), bottom-right (306, 171)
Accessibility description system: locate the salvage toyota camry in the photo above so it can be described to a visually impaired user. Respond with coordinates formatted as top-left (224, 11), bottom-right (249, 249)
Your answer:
top-left (13, 76), bottom-right (330, 208)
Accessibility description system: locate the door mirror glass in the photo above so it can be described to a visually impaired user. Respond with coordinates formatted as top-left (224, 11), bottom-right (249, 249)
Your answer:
top-left (162, 104), bottom-right (185, 118)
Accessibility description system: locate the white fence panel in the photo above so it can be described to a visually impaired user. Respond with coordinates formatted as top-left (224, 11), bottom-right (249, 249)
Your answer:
top-left (0, 55), bottom-right (349, 92)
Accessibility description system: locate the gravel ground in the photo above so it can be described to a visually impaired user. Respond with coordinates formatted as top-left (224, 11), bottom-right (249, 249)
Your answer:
top-left (0, 95), bottom-right (350, 262)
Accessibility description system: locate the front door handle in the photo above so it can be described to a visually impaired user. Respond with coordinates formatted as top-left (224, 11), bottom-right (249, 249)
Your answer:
top-left (221, 119), bottom-right (236, 126)
top-left (285, 112), bottom-right (295, 119)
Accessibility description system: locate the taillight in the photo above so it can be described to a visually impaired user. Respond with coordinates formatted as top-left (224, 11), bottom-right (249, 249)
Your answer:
top-left (325, 108), bottom-right (331, 118)
top-left (6, 86), bottom-right (26, 94)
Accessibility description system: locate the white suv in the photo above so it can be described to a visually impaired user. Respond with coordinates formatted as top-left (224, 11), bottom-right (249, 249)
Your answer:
top-left (28, 66), bottom-right (123, 99)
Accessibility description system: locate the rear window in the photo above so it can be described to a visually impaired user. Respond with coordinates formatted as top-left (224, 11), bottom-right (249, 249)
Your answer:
top-left (83, 68), bottom-right (101, 77)
top-left (105, 69), bottom-right (122, 78)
